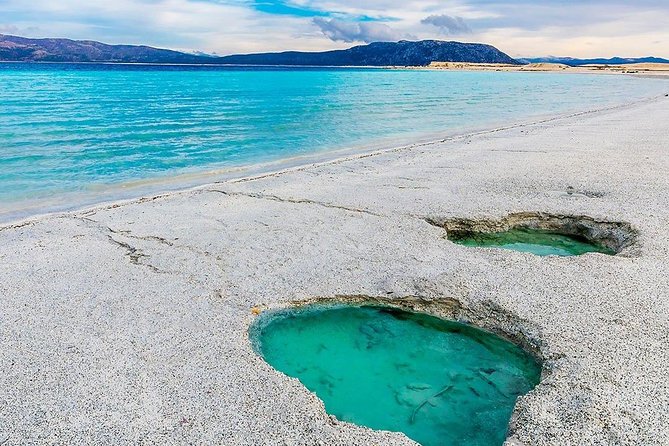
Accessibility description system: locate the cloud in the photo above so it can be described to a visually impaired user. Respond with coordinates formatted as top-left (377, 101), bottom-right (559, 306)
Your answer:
top-left (0, 23), bottom-right (41, 36)
top-left (0, 24), bottom-right (20, 34)
top-left (1, 0), bottom-right (668, 57)
top-left (312, 17), bottom-right (405, 43)
top-left (421, 14), bottom-right (471, 35)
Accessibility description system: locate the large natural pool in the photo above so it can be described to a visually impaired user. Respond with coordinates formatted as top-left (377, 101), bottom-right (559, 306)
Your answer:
top-left (251, 305), bottom-right (542, 446)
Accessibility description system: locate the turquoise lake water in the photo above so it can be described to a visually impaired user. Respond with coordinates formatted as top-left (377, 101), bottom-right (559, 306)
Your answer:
top-left (0, 63), bottom-right (665, 221)
top-left (253, 305), bottom-right (541, 446)
top-left (449, 229), bottom-right (616, 256)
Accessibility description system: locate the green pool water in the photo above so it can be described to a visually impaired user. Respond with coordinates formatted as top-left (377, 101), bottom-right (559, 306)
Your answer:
top-left (251, 305), bottom-right (542, 446)
top-left (449, 228), bottom-right (615, 256)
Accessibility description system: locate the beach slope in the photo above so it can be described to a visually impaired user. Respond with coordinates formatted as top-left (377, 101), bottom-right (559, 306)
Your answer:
top-left (1, 96), bottom-right (668, 445)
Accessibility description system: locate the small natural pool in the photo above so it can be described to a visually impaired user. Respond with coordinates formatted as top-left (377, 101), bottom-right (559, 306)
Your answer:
top-left (251, 305), bottom-right (541, 446)
top-left (448, 228), bottom-right (616, 256)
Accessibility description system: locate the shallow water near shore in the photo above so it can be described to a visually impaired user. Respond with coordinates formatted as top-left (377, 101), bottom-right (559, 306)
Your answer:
top-left (449, 229), bottom-right (616, 256)
top-left (252, 305), bottom-right (541, 446)
top-left (0, 63), bottom-right (667, 222)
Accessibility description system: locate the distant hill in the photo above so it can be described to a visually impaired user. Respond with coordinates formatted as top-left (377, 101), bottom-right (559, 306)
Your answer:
top-left (217, 40), bottom-right (520, 66)
top-left (522, 56), bottom-right (669, 66)
top-left (0, 34), bottom-right (519, 66)
top-left (0, 35), bottom-right (208, 64)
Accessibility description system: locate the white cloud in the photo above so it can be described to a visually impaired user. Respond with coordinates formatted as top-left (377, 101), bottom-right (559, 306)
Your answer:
top-left (0, 24), bottom-right (20, 34)
top-left (421, 15), bottom-right (471, 35)
top-left (312, 18), bottom-right (409, 43)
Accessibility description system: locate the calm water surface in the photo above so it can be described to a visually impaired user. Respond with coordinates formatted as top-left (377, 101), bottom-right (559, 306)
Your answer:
top-left (0, 63), bottom-right (665, 220)
top-left (449, 229), bottom-right (616, 256)
top-left (253, 305), bottom-right (541, 446)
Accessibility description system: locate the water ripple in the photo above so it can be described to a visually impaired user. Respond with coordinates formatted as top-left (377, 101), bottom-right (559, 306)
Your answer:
top-left (0, 64), bottom-right (665, 220)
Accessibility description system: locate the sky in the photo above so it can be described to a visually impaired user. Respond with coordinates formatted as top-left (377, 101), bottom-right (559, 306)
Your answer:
top-left (0, 0), bottom-right (668, 58)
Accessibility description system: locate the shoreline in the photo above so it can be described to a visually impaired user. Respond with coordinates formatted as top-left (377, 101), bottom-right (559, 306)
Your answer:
top-left (401, 61), bottom-right (669, 77)
top-left (1, 94), bottom-right (668, 445)
top-left (2, 92), bottom-right (667, 228)
top-left (2, 59), bottom-right (669, 76)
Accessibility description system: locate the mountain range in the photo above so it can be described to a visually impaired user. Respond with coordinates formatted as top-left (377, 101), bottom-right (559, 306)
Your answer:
top-left (0, 35), bottom-right (208, 64)
top-left (0, 35), bottom-right (518, 66)
top-left (522, 56), bottom-right (669, 66)
top-left (2, 35), bottom-right (666, 67)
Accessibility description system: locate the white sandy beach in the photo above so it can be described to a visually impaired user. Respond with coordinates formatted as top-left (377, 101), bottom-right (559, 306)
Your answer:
top-left (417, 61), bottom-right (669, 77)
top-left (1, 94), bottom-right (669, 445)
